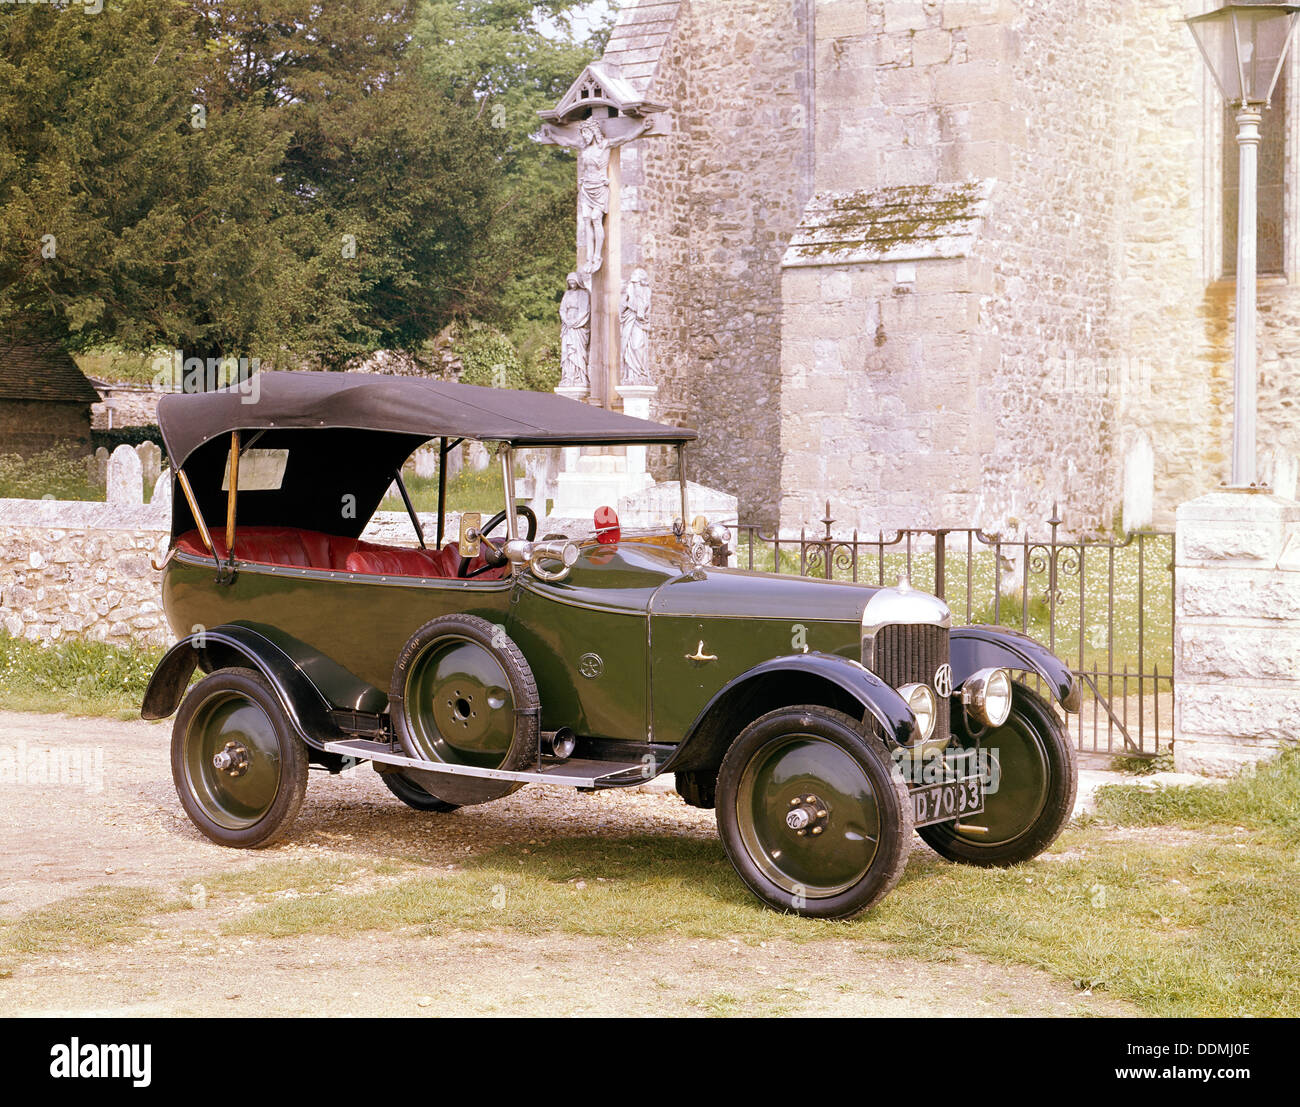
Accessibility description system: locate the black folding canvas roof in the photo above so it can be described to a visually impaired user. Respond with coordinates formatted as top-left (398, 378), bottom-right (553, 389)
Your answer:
top-left (159, 371), bottom-right (696, 541)
top-left (157, 371), bottom-right (696, 466)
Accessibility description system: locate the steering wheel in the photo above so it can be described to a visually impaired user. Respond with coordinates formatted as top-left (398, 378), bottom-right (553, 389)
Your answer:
top-left (459, 506), bottom-right (538, 578)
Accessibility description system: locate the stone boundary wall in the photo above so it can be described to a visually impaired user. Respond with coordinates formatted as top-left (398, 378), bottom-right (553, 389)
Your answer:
top-left (0, 501), bottom-right (457, 651)
top-left (1175, 491), bottom-right (1300, 775)
top-left (0, 501), bottom-right (171, 648)
top-left (90, 382), bottom-right (169, 430)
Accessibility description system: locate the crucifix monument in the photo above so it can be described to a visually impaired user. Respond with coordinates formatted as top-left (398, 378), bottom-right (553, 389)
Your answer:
top-left (534, 63), bottom-right (666, 411)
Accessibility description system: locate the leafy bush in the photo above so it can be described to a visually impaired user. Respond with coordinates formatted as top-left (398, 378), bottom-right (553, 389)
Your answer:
top-left (92, 427), bottom-right (165, 458)
top-left (454, 322), bottom-right (526, 390)
top-left (524, 350), bottom-right (561, 393)
top-left (0, 449), bottom-right (102, 501)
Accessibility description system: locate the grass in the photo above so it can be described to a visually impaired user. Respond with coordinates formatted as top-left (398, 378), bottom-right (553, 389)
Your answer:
top-left (73, 347), bottom-right (168, 385)
top-left (4, 753), bottom-right (1297, 1015)
top-left (1094, 749), bottom-right (1300, 831)
top-left (0, 448), bottom-right (103, 502)
top-left (0, 633), bottom-right (164, 719)
top-left (0, 886), bottom-right (186, 975)
top-left (378, 465), bottom-right (519, 517)
top-left (200, 752), bottom-right (1300, 1017)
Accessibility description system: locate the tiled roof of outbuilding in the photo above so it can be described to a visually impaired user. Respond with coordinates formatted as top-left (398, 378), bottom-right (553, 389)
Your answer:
top-left (0, 341), bottom-right (102, 404)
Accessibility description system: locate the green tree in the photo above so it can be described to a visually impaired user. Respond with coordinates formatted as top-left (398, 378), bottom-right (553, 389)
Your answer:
top-left (0, 1), bottom-right (533, 368)
top-left (0, 1), bottom-right (314, 361)
top-left (414, 1), bottom-right (612, 337)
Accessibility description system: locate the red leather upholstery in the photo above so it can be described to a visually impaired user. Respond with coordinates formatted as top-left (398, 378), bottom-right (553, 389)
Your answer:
top-left (176, 526), bottom-right (359, 569)
top-left (175, 527), bottom-right (510, 580)
top-left (344, 546), bottom-right (446, 577)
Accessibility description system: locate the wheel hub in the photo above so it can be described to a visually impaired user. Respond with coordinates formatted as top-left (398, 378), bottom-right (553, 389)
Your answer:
top-left (212, 741), bottom-right (251, 777)
top-left (786, 794), bottom-right (829, 836)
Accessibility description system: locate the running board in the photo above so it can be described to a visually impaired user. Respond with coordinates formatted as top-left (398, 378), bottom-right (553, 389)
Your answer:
top-left (323, 739), bottom-right (656, 789)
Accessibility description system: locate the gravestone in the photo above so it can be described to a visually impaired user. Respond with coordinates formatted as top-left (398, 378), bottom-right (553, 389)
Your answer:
top-left (94, 447), bottom-right (110, 487)
top-left (106, 444), bottom-right (144, 506)
top-left (137, 441), bottom-right (162, 494)
top-left (412, 444), bottom-right (439, 480)
top-left (150, 468), bottom-right (172, 513)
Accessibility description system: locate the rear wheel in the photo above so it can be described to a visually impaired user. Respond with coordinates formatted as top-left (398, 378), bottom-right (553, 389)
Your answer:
top-left (171, 667), bottom-right (308, 848)
top-left (918, 684), bottom-right (1076, 866)
top-left (716, 706), bottom-right (911, 919)
top-left (378, 768), bottom-right (461, 813)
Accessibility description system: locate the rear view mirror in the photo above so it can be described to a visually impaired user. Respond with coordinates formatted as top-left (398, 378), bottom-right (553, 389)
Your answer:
top-left (460, 512), bottom-right (482, 558)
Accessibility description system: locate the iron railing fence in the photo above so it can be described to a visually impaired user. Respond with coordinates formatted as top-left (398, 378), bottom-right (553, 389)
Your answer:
top-left (727, 504), bottom-right (1174, 759)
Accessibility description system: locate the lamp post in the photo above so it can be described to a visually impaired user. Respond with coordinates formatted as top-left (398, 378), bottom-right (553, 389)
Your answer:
top-left (1187, 3), bottom-right (1300, 487)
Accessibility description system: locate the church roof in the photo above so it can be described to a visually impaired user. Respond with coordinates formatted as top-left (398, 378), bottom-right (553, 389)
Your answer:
top-left (783, 180), bottom-right (997, 268)
top-left (598, 0), bottom-right (683, 99)
top-left (0, 340), bottom-right (101, 405)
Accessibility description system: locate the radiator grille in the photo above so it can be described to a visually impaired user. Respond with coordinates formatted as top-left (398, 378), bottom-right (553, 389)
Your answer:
top-left (872, 623), bottom-right (951, 747)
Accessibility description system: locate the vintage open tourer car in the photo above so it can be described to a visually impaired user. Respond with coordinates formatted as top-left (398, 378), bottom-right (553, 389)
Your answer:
top-left (142, 372), bottom-right (1079, 918)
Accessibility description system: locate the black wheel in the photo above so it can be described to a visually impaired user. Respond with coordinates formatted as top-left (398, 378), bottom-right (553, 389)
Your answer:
top-left (918, 684), bottom-right (1077, 866)
top-left (390, 613), bottom-right (539, 806)
top-left (171, 667), bottom-right (309, 848)
top-left (675, 769), bottom-right (717, 809)
top-left (716, 707), bottom-right (912, 919)
top-left (378, 768), bottom-right (461, 813)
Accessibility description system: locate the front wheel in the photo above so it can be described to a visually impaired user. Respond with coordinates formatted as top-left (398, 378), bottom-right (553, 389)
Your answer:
top-left (716, 707), bottom-right (912, 919)
top-left (918, 684), bottom-right (1077, 866)
top-left (171, 667), bottom-right (309, 848)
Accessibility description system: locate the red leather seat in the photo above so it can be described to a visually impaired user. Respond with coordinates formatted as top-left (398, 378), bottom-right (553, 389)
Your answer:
top-left (174, 527), bottom-right (509, 580)
top-left (176, 526), bottom-right (355, 569)
top-left (344, 546), bottom-right (447, 577)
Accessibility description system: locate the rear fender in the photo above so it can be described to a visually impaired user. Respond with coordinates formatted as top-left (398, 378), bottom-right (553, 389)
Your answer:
top-left (141, 622), bottom-right (387, 749)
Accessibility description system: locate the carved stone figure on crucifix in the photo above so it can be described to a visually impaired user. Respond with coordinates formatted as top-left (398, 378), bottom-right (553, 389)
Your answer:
top-left (620, 268), bottom-right (652, 385)
top-left (559, 271), bottom-right (592, 389)
top-left (539, 116), bottom-right (654, 274)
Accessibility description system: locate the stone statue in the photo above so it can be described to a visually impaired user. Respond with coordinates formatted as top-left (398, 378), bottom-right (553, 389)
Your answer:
top-left (620, 268), bottom-right (652, 385)
top-left (559, 271), bottom-right (591, 389)
top-left (539, 116), bottom-right (653, 273)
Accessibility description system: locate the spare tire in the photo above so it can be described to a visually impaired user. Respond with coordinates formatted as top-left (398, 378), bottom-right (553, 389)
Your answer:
top-left (389, 613), bottom-right (539, 805)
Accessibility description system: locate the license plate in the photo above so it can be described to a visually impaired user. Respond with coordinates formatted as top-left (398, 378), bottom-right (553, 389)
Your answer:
top-left (911, 775), bottom-right (984, 828)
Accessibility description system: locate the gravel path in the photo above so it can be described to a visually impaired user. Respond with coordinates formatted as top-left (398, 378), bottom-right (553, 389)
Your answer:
top-left (0, 710), bottom-right (1139, 1017)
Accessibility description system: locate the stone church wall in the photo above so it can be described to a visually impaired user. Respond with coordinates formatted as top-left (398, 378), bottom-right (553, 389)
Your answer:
top-left (622, 0), bottom-right (815, 528)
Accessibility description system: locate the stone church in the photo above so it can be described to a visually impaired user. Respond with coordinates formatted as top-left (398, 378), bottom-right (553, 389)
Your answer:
top-left (586, 0), bottom-right (1300, 533)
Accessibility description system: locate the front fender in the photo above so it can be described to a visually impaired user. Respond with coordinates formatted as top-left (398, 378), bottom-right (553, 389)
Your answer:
top-left (667, 651), bottom-right (917, 776)
top-left (141, 622), bottom-right (387, 749)
top-left (950, 626), bottom-right (1080, 713)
